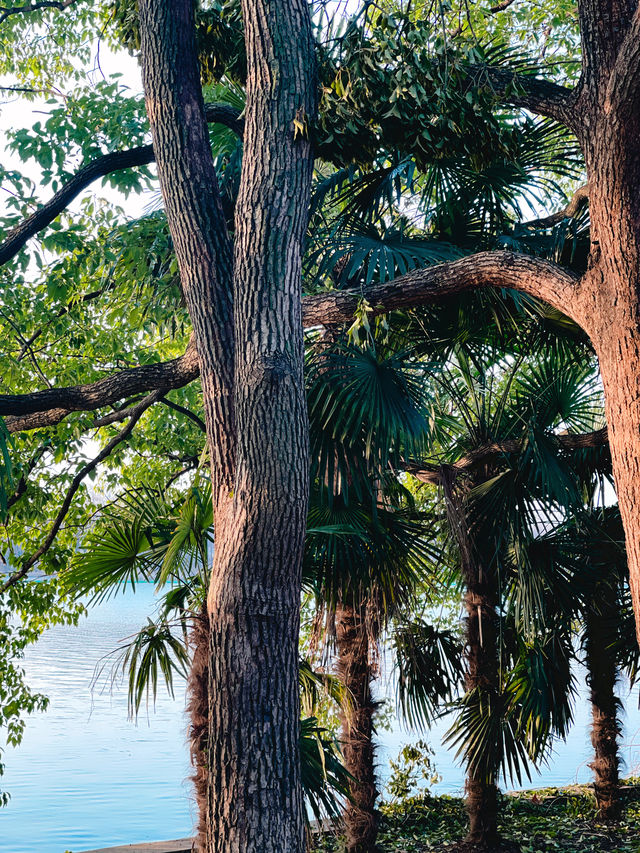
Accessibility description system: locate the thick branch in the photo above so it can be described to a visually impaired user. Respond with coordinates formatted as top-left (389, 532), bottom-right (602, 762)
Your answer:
top-left (522, 184), bottom-right (589, 229)
top-left (0, 103), bottom-right (243, 267)
top-left (404, 425), bottom-right (608, 484)
top-left (468, 64), bottom-right (578, 129)
top-left (2, 339), bottom-right (199, 432)
top-left (0, 0), bottom-right (75, 24)
top-left (606, 4), bottom-right (640, 118)
top-left (0, 391), bottom-right (162, 591)
top-left (302, 251), bottom-right (581, 327)
top-left (577, 0), bottom-right (637, 87)
top-left (0, 251), bottom-right (581, 433)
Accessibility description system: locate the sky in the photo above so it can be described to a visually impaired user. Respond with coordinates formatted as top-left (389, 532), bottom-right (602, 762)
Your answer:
top-left (0, 39), bottom-right (149, 224)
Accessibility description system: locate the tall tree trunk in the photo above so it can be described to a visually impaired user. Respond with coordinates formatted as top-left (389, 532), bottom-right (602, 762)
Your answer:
top-left (335, 601), bottom-right (379, 853)
top-left (571, 0), bottom-right (640, 643)
top-left (445, 475), bottom-right (502, 850)
top-left (584, 597), bottom-right (622, 821)
top-left (137, 3), bottom-right (236, 847)
top-left (461, 562), bottom-right (501, 848)
top-left (138, 1), bottom-right (317, 851)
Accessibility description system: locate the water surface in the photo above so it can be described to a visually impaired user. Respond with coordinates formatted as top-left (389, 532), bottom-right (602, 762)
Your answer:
top-left (2, 586), bottom-right (640, 853)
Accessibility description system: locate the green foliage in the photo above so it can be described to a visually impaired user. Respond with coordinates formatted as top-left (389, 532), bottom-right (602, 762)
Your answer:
top-left (385, 740), bottom-right (440, 802)
top-left (313, 783), bottom-right (640, 851)
top-left (300, 716), bottom-right (352, 823)
top-left (108, 0), bottom-right (246, 84)
top-left (306, 342), bottom-right (433, 500)
top-left (109, 617), bottom-right (191, 719)
top-left (393, 620), bottom-right (464, 729)
top-left (304, 491), bottom-right (436, 616)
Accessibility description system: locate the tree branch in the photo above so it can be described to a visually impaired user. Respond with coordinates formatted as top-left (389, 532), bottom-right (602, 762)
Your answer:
top-left (606, 3), bottom-right (640, 118)
top-left (404, 426), bottom-right (609, 484)
top-left (16, 288), bottom-right (107, 362)
top-left (158, 397), bottom-right (206, 433)
top-left (521, 184), bottom-right (589, 230)
top-left (0, 390), bottom-right (162, 591)
top-left (302, 251), bottom-right (581, 327)
top-left (0, 0), bottom-right (75, 25)
top-left (5, 445), bottom-right (48, 511)
top-left (489, 0), bottom-right (518, 11)
top-left (0, 251), bottom-right (581, 433)
top-left (2, 339), bottom-right (200, 432)
top-left (0, 103), bottom-right (244, 267)
top-left (467, 63), bottom-right (578, 128)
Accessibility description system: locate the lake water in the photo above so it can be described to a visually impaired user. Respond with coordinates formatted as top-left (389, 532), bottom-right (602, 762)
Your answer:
top-left (2, 585), bottom-right (640, 853)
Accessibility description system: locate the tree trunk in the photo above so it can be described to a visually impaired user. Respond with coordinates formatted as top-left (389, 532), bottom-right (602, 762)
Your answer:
top-left (461, 565), bottom-right (501, 848)
top-left (137, 4), bottom-right (236, 847)
top-left (570, 0), bottom-right (640, 643)
top-left (335, 601), bottom-right (379, 853)
top-left (138, 1), bottom-right (317, 851)
top-left (584, 598), bottom-right (622, 821)
top-left (445, 474), bottom-right (502, 849)
top-left (204, 0), bottom-right (316, 849)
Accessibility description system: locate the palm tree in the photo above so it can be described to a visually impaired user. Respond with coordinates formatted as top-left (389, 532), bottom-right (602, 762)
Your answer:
top-left (545, 504), bottom-right (640, 821)
top-left (303, 485), bottom-right (456, 852)
top-left (402, 326), bottom-right (601, 850)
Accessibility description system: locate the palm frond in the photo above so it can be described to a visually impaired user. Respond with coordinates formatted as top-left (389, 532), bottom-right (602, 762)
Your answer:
top-left (393, 619), bottom-right (464, 729)
top-left (300, 716), bottom-right (351, 823)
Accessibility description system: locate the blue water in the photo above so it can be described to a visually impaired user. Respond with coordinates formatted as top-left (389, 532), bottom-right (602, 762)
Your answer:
top-left (2, 586), bottom-right (640, 853)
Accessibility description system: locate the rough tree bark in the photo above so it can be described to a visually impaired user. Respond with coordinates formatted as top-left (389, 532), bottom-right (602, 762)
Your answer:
top-left (568, 0), bottom-right (640, 642)
top-left (203, 0), bottom-right (315, 849)
top-left (335, 601), bottom-right (379, 853)
top-left (137, 1), bottom-right (316, 851)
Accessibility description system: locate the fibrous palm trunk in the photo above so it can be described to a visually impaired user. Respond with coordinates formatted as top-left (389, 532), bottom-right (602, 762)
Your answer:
top-left (445, 473), bottom-right (503, 850)
top-left (335, 601), bottom-right (379, 853)
top-left (462, 563), bottom-right (501, 848)
top-left (584, 598), bottom-right (622, 821)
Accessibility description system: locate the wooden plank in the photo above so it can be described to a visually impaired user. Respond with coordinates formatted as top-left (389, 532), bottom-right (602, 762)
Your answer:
top-left (78, 838), bottom-right (193, 853)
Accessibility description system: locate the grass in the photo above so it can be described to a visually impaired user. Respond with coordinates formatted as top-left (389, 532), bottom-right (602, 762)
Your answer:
top-left (311, 779), bottom-right (640, 852)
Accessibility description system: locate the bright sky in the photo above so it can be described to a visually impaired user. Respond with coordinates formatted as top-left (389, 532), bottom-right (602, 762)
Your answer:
top-left (0, 41), bottom-right (149, 223)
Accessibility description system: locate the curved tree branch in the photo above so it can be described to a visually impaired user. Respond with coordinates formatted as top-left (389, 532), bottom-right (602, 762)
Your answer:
top-left (2, 339), bottom-right (199, 432)
top-left (0, 390), bottom-right (162, 591)
top-left (467, 64), bottom-right (579, 129)
top-left (404, 425), bottom-right (609, 484)
top-left (0, 103), bottom-right (244, 267)
top-left (302, 251), bottom-right (581, 327)
top-left (0, 251), bottom-right (581, 432)
top-left (521, 183), bottom-right (589, 229)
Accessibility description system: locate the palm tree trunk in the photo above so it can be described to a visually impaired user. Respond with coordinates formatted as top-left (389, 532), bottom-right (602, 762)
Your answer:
top-left (462, 568), bottom-right (501, 848)
top-left (335, 601), bottom-right (379, 853)
top-left (445, 472), bottom-right (502, 849)
top-left (584, 598), bottom-right (621, 821)
top-left (187, 602), bottom-right (211, 851)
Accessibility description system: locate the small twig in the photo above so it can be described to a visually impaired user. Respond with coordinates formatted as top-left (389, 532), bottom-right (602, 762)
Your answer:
top-left (17, 288), bottom-right (107, 362)
top-left (159, 397), bottom-right (206, 433)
